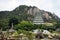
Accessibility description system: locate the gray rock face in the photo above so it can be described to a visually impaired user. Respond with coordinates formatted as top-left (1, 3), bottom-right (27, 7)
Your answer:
top-left (26, 6), bottom-right (58, 22)
top-left (27, 7), bottom-right (40, 16)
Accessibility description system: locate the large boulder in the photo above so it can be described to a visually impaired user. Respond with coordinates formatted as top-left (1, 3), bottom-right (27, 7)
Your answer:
top-left (56, 29), bottom-right (60, 32)
top-left (43, 30), bottom-right (51, 35)
top-left (35, 32), bottom-right (44, 39)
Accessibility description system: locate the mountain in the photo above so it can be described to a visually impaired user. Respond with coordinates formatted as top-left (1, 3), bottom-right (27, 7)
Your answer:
top-left (0, 5), bottom-right (60, 25)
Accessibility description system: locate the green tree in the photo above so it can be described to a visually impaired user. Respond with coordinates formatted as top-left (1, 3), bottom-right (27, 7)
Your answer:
top-left (9, 17), bottom-right (19, 27)
top-left (14, 21), bottom-right (34, 31)
top-left (0, 19), bottom-right (8, 30)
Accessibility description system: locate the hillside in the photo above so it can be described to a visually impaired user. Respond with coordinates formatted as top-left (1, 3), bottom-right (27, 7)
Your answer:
top-left (0, 5), bottom-right (60, 27)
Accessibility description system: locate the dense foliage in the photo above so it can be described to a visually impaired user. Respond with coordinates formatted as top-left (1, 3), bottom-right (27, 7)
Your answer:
top-left (14, 21), bottom-right (34, 31)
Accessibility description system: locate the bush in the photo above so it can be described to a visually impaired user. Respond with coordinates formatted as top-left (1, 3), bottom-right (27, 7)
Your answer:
top-left (14, 21), bottom-right (34, 31)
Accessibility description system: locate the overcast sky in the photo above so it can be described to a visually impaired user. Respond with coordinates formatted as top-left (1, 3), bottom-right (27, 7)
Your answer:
top-left (0, 0), bottom-right (60, 18)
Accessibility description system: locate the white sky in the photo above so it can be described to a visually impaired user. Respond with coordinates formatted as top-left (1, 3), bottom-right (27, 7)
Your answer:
top-left (0, 0), bottom-right (60, 18)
